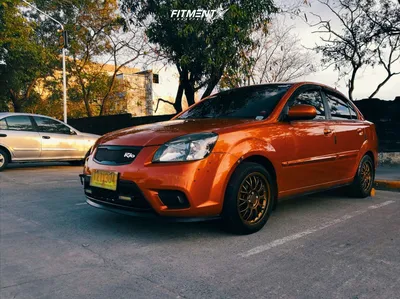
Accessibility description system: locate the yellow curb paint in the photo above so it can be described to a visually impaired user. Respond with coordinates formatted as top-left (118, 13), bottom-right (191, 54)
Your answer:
top-left (374, 180), bottom-right (400, 191)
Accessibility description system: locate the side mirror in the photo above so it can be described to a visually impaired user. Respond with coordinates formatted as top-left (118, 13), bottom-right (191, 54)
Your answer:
top-left (287, 104), bottom-right (317, 121)
top-left (70, 129), bottom-right (77, 135)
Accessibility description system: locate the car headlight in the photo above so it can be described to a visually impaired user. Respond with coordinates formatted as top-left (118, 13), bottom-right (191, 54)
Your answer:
top-left (153, 133), bottom-right (218, 162)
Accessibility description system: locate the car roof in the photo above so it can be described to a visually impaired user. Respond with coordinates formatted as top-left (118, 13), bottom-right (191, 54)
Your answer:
top-left (213, 82), bottom-right (349, 100)
top-left (0, 112), bottom-right (59, 119)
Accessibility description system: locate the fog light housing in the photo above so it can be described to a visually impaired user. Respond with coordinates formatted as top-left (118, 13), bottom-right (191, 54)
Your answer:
top-left (157, 190), bottom-right (190, 209)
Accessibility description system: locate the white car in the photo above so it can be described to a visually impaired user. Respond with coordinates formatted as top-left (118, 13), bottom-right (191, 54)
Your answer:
top-left (0, 112), bottom-right (99, 171)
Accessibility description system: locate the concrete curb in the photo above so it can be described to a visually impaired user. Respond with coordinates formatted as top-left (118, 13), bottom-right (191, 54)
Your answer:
top-left (374, 180), bottom-right (400, 192)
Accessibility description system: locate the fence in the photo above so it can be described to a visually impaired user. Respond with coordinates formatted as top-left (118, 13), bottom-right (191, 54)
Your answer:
top-left (68, 113), bottom-right (175, 135)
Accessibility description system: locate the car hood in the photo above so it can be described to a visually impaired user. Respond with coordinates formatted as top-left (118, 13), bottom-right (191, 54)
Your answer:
top-left (99, 119), bottom-right (253, 146)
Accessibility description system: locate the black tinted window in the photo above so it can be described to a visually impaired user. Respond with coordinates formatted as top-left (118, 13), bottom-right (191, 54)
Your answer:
top-left (326, 93), bottom-right (352, 120)
top-left (5, 116), bottom-right (34, 131)
top-left (33, 117), bottom-right (71, 134)
top-left (290, 90), bottom-right (325, 120)
top-left (0, 119), bottom-right (6, 130)
top-left (349, 105), bottom-right (358, 119)
top-left (178, 84), bottom-right (292, 120)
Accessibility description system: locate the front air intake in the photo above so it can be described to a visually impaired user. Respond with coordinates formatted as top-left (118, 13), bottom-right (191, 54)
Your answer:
top-left (157, 190), bottom-right (190, 209)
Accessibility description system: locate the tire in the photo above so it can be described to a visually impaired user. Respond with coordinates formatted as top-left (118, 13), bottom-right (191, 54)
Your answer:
top-left (222, 162), bottom-right (276, 235)
top-left (0, 148), bottom-right (9, 172)
top-left (349, 155), bottom-right (375, 198)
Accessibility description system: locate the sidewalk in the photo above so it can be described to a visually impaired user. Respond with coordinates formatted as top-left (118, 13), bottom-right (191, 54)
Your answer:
top-left (375, 165), bottom-right (400, 191)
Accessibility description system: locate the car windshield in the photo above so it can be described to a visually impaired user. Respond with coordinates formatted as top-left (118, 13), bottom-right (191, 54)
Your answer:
top-left (178, 84), bottom-right (292, 120)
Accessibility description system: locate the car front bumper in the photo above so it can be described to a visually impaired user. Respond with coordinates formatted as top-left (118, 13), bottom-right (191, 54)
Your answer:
top-left (81, 146), bottom-right (236, 219)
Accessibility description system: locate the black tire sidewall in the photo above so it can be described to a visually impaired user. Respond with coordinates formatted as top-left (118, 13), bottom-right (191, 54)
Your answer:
top-left (0, 149), bottom-right (9, 171)
top-left (352, 155), bottom-right (375, 198)
top-left (222, 162), bottom-right (276, 234)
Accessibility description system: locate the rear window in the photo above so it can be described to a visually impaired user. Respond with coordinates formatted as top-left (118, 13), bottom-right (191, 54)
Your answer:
top-left (326, 93), bottom-right (352, 120)
top-left (178, 84), bottom-right (292, 120)
top-left (4, 116), bottom-right (35, 131)
top-left (0, 118), bottom-right (6, 130)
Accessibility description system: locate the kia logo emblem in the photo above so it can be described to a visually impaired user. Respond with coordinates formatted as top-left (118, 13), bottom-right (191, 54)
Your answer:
top-left (124, 152), bottom-right (136, 159)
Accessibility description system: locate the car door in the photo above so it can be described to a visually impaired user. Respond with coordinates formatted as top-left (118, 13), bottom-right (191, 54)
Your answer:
top-left (0, 115), bottom-right (41, 160)
top-left (32, 116), bottom-right (83, 159)
top-left (280, 87), bottom-right (337, 192)
top-left (323, 90), bottom-right (367, 180)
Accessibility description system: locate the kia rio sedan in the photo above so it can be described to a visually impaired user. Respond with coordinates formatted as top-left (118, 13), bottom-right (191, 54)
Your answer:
top-left (0, 113), bottom-right (99, 171)
top-left (80, 82), bottom-right (378, 234)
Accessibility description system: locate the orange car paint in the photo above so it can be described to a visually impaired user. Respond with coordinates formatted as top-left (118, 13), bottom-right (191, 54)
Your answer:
top-left (83, 82), bottom-right (378, 218)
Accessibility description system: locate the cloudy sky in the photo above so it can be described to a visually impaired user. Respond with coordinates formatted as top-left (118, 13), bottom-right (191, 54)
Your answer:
top-left (285, 0), bottom-right (400, 101)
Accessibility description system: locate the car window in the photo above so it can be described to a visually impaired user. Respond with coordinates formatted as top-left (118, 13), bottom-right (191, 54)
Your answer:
top-left (33, 116), bottom-right (71, 134)
top-left (0, 118), bottom-right (7, 130)
top-left (326, 93), bottom-right (352, 120)
top-left (290, 90), bottom-right (326, 120)
top-left (178, 84), bottom-right (292, 120)
top-left (349, 104), bottom-right (358, 119)
top-left (4, 116), bottom-right (35, 131)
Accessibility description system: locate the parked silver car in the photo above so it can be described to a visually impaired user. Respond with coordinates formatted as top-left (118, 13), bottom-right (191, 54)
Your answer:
top-left (0, 113), bottom-right (99, 171)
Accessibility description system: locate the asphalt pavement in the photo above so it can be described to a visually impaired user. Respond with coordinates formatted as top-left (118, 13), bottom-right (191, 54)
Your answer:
top-left (1, 163), bottom-right (399, 299)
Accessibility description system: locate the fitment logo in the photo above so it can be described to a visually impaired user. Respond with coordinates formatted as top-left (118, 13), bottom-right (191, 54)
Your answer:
top-left (170, 5), bottom-right (229, 22)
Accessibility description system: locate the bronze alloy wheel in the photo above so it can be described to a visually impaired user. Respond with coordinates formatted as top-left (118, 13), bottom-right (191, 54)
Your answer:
top-left (237, 172), bottom-right (271, 225)
top-left (360, 160), bottom-right (373, 192)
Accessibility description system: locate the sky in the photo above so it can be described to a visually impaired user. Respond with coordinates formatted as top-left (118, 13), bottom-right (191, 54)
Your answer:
top-left (144, 0), bottom-right (400, 102)
top-left (285, 0), bottom-right (400, 101)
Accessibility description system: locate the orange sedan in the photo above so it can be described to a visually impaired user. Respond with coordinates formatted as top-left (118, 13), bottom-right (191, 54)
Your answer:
top-left (80, 82), bottom-right (378, 234)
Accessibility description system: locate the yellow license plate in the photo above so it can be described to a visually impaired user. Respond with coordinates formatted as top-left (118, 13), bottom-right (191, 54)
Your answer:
top-left (90, 170), bottom-right (118, 191)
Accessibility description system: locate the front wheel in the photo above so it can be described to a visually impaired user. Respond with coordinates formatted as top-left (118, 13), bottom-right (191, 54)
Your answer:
top-left (222, 162), bottom-right (275, 235)
top-left (349, 155), bottom-right (375, 198)
top-left (0, 149), bottom-right (9, 172)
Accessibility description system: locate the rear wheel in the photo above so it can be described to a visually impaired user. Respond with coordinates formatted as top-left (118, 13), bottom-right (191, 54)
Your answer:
top-left (349, 155), bottom-right (375, 198)
top-left (0, 148), bottom-right (9, 172)
top-left (222, 162), bottom-right (275, 235)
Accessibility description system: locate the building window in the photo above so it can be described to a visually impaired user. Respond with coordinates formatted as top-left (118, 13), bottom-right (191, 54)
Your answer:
top-left (153, 74), bottom-right (159, 84)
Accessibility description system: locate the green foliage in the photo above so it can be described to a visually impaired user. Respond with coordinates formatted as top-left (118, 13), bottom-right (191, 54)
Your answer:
top-left (122, 0), bottom-right (277, 111)
top-left (0, 0), bottom-right (59, 112)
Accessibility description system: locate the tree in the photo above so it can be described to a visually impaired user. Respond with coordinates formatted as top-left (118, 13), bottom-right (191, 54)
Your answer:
top-left (309, 0), bottom-right (400, 100)
top-left (220, 19), bottom-right (316, 88)
top-left (1, 0), bottom-right (151, 117)
top-left (122, 0), bottom-right (278, 113)
top-left (32, 0), bottom-right (151, 117)
top-left (0, 0), bottom-right (59, 112)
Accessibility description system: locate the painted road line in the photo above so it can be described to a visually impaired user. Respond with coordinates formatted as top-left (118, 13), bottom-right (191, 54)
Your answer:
top-left (240, 200), bottom-right (395, 258)
top-left (75, 202), bottom-right (87, 206)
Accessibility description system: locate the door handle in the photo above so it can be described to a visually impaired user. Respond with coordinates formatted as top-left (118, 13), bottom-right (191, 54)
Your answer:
top-left (0, 133), bottom-right (6, 137)
top-left (42, 136), bottom-right (51, 139)
top-left (357, 128), bottom-right (364, 135)
top-left (324, 129), bottom-right (332, 135)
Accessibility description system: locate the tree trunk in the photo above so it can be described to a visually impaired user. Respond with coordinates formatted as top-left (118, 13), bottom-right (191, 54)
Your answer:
top-left (184, 81), bottom-right (195, 107)
top-left (173, 82), bottom-right (184, 113)
top-left (368, 75), bottom-right (393, 99)
top-left (9, 90), bottom-right (21, 112)
top-left (83, 96), bottom-right (92, 117)
top-left (202, 78), bottom-right (219, 99)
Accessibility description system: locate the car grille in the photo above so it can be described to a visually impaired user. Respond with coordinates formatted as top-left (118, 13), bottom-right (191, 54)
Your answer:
top-left (94, 145), bottom-right (142, 165)
top-left (83, 176), bottom-right (152, 211)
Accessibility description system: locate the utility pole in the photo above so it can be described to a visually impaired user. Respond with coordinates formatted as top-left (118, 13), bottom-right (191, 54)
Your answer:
top-left (22, 0), bottom-right (68, 123)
